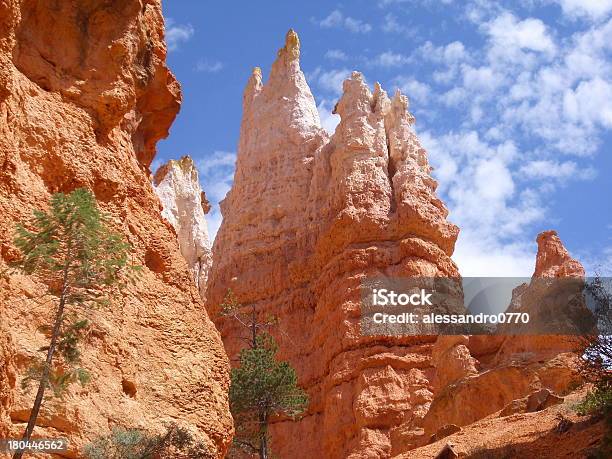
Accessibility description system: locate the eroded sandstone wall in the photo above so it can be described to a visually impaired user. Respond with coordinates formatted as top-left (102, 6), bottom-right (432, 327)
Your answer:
top-left (0, 1), bottom-right (231, 456)
top-left (420, 230), bottom-right (585, 451)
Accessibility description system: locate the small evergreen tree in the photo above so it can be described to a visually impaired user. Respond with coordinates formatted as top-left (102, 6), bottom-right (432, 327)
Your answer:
top-left (221, 292), bottom-right (308, 459)
top-left (10, 189), bottom-right (136, 459)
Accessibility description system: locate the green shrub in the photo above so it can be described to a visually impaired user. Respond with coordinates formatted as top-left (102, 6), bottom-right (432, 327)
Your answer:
top-left (83, 424), bottom-right (211, 459)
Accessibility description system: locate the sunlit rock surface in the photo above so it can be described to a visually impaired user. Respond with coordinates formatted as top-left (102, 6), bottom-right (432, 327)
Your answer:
top-left (154, 156), bottom-right (213, 300)
top-left (0, 2), bottom-right (231, 456)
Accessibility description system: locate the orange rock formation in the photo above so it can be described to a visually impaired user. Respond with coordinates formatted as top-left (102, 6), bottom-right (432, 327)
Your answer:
top-left (207, 30), bottom-right (587, 457)
top-left (0, 1), bottom-right (231, 456)
top-left (208, 30), bottom-right (460, 458)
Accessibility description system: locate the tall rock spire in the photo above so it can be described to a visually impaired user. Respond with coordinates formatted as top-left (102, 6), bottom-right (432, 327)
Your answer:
top-left (207, 31), bottom-right (461, 458)
top-left (209, 29), bottom-right (327, 314)
top-left (153, 156), bottom-right (212, 301)
top-left (384, 89), bottom-right (458, 257)
top-left (494, 230), bottom-right (589, 363)
top-left (239, 28), bottom-right (321, 152)
top-left (533, 230), bottom-right (585, 278)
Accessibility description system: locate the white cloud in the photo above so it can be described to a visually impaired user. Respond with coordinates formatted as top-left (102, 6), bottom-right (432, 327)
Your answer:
top-left (411, 13), bottom-right (612, 157)
top-left (382, 13), bottom-right (408, 34)
top-left (316, 99), bottom-right (341, 134)
top-left (453, 237), bottom-right (536, 276)
top-left (563, 77), bottom-right (612, 127)
top-left (345, 17), bottom-right (372, 33)
top-left (195, 60), bottom-right (224, 73)
top-left (325, 49), bottom-right (348, 61)
top-left (419, 40), bottom-right (469, 64)
top-left (409, 11), bottom-right (610, 272)
top-left (520, 160), bottom-right (597, 180)
top-left (418, 41), bottom-right (470, 85)
top-left (552, 0), bottom-right (612, 21)
top-left (309, 67), bottom-right (351, 95)
top-left (418, 129), bottom-right (547, 276)
top-left (462, 65), bottom-right (502, 92)
top-left (395, 77), bottom-right (431, 104)
top-left (375, 51), bottom-right (409, 67)
top-left (165, 18), bottom-right (194, 51)
top-left (485, 12), bottom-right (556, 55)
top-left (319, 10), bottom-right (343, 28)
top-left (197, 151), bottom-right (237, 240)
top-left (440, 87), bottom-right (468, 106)
top-left (475, 158), bottom-right (515, 200)
top-left (317, 10), bottom-right (372, 33)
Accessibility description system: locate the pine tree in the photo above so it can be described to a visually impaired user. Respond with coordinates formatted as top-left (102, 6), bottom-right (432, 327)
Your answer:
top-left (221, 291), bottom-right (308, 459)
top-left (10, 188), bottom-right (136, 459)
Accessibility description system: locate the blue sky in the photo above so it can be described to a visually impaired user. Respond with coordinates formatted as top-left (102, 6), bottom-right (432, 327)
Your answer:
top-left (157, 0), bottom-right (612, 276)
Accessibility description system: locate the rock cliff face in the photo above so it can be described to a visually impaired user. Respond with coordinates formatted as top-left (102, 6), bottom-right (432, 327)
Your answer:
top-left (153, 156), bottom-right (213, 300)
top-left (0, 1), bottom-right (231, 456)
top-left (207, 30), bottom-right (460, 458)
top-left (208, 30), bottom-right (584, 457)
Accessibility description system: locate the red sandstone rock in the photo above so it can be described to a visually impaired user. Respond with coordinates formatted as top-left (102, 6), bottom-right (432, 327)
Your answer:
top-left (420, 232), bottom-right (585, 442)
top-left (495, 230), bottom-right (591, 362)
top-left (402, 385), bottom-right (602, 458)
top-left (207, 31), bottom-right (588, 458)
top-left (207, 30), bottom-right (460, 458)
top-left (431, 336), bottom-right (478, 393)
top-left (534, 230), bottom-right (585, 278)
top-left (0, 2), bottom-right (231, 456)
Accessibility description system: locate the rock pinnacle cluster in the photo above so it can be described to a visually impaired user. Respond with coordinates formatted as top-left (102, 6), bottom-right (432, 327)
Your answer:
top-left (206, 30), bottom-right (588, 457)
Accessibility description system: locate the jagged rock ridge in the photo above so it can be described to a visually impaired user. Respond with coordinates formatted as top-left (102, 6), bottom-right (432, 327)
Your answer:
top-left (0, 2), bottom-right (231, 456)
top-left (207, 30), bottom-right (585, 457)
top-left (208, 30), bottom-right (460, 458)
top-left (154, 156), bottom-right (213, 300)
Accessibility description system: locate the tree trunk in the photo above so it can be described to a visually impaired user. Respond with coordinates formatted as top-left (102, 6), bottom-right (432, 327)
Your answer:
top-left (251, 305), bottom-right (257, 350)
top-left (13, 291), bottom-right (67, 459)
top-left (259, 411), bottom-right (268, 459)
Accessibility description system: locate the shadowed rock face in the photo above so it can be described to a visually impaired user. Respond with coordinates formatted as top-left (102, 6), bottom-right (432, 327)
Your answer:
top-left (154, 156), bottom-right (213, 301)
top-left (0, 1), bottom-right (231, 456)
top-left (207, 30), bottom-right (461, 458)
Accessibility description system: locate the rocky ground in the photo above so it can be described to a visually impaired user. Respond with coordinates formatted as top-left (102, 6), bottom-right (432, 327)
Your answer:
top-left (404, 386), bottom-right (604, 458)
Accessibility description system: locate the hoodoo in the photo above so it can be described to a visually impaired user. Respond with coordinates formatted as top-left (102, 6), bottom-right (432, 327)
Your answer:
top-left (207, 29), bottom-right (462, 457)
top-left (154, 156), bottom-right (213, 301)
top-left (207, 31), bottom-right (588, 457)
